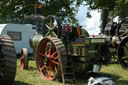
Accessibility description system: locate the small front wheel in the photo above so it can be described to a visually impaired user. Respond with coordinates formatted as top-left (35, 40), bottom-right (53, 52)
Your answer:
top-left (21, 48), bottom-right (28, 70)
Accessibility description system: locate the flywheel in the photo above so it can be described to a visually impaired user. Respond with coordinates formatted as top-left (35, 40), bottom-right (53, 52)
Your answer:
top-left (117, 17), bottom-right (128, 40)
top-left (42, 15), bottom-right (62, 38)
top-left (0, 35), bottom-right (17, 84)
top-left (118, 36), bottom-right (128, 69)
top-left (36, 37), bottom-right (67, 81)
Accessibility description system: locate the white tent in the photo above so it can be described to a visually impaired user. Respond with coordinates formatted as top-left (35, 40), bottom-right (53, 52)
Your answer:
top-left (0, 24), bottom-right (36, 54)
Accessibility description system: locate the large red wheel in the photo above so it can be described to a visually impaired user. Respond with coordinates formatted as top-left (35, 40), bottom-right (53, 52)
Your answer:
top-left (21, 48), bottom-right (28, 70)
top-left (36, 37), bottom-right (66, 80)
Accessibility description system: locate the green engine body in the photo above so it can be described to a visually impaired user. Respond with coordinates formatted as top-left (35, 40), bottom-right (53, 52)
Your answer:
top-left (31, 25), bottom-right (109, 73)
top-left (61, 26), bottom-right (108, 72)
top-left (29, 15), bottom-right (110, 76)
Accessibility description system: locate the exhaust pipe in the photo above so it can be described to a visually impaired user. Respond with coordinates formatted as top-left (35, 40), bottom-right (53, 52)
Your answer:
top-left (101, 9), bottom-right (109, 33)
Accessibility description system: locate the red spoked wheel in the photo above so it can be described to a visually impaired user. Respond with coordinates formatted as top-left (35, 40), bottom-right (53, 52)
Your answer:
top-left (36, 37), bottom-right (66, 80)
top-left (21, 48), bottom-right (28, 70)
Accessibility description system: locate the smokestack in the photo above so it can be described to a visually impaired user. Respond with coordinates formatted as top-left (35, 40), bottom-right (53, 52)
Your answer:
top-left (101, 9), bottom-right (109, 33)
top-left (34, 4), bottom-right (42, 15)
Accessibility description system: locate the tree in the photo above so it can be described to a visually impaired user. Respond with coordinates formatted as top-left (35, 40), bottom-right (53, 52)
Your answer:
top-left (84, 0), bottom-right (128, 20)
top-left (85, 0), bottom-right (115, 10)
top-left (0, 0), bottom-right (83, 25)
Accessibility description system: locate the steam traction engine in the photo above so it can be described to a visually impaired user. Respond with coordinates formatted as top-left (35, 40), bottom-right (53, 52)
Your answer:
top-left (103, 17), bottom-right (128, 69)
top-left (28, 14), bottom-right (110, 84)
top-left (100, 9), bottom-right (128, 69)
top-left (20, 7), bottom-right (128, 84)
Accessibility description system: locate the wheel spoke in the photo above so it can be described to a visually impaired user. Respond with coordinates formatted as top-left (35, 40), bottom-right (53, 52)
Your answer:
top-left (46, 66), bottom-right (49, 76)
top-left (51, 68), bottom-right (56, 77)
top-left (45, 24), bottom-right (51, 30)
top-left (21, 61), bottom-right (24, 65)
top-left (122, 46), bottom-right (128, 56)
top-left (51, 51), bottom-right (57, 57)
top-left (52, 60), bottom-right (59, 65)
top-left (122, 24), bottom-right (128, 30)
top-left (120, 32), bottom-right (127, 37)
top-left (40, 65), bottom-right (46, 71)
top-left (54, 64), bottom-right (57, 73)
top-left (48, 67), bottom-right (52, 78)
top-left (48, 61), bottom-right (52, 67)
top-left (40, 53), bottom-right (45, 56)
top-left (45, 45), bottom-right (49, 55)
top-left (48, 41), bottom-right (52, 55)
top-left (50, 18), bottom-right (52, 28)
top-left (54, 56), bottom-right (58, 60)
top-left (21, 55), bottom-right (24, 60)
top-left (45, 42), bottom-right (49, 49)
top-left (122, 56), bottom-right (128, 60)
top-left (123, 46), bottom-right (128, 51)
top-left (52, 25), bottom-right (57, 30)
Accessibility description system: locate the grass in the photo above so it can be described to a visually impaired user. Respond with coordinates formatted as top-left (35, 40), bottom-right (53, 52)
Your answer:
top-left (13, 59), bottom-right (63, 85)
top-left (13, 59), bottom-right (128, 85)
top-left (100, 64), bottom-right (128, 85)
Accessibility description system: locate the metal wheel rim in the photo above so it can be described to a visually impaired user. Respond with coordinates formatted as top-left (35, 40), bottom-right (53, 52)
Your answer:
top-left (36, 38), bottom-right (60, 80)
top-left (21, 50), bottom-right (25, 70)
top-left (20, 48), bottom-right (28, 70)
top-left (118, 37), bottom-right (128, 69)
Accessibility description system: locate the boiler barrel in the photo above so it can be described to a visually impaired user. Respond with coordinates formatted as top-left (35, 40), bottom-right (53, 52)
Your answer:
top-left (29, 34), bottom-right (43, 49)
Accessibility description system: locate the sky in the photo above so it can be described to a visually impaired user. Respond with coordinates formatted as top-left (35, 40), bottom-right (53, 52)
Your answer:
top-left (75, 5), bottom-right (101, 35)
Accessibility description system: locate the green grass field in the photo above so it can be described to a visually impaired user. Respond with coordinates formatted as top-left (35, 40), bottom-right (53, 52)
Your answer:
top-left (13, 59), bottom-right (128, 85)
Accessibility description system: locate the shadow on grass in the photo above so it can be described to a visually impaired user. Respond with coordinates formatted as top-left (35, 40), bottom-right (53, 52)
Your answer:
top-left (13, 81), bottom-right (32, 85)
top-left (28, 66), bottom-right (37, 71)
top-left (74, 72), bottom-right (123, 85)
top-left (116, 80), bottom-right (128, 85)
top-left (89, 72), bottom-right (120, 80)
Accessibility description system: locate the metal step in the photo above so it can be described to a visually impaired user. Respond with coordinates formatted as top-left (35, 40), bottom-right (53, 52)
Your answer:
top-left (62, 59), bottom-right (72, 62)
top-left (61, 55), bottom-right (75, 84)
top-left (63, 66), bottom-right (73, 68)
top-left (64, 72), bottom-right (74, 75)
top-left (64, 79), bottom-right (75, 83)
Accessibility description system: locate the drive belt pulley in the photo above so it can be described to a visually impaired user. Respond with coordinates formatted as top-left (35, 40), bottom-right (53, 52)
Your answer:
top-left (117, 17), bottom-right (128, 40)
top-left (42, 15), bottom-right (62, 38)
top-left (0, 35), bottom-right (17, 84)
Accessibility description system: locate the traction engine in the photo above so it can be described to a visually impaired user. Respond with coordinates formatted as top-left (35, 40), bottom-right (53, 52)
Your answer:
top-left (21, 5), bottom-right (110, 84)
top-left (101, 9), bottom-right (128, 69)
top-left (29, 15), bottom-right (110, 84)
top-left (103, 17), bottom-right (128, 69)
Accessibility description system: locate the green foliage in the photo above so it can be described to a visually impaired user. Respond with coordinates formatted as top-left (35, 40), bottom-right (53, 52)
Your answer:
top-left (2, 0), bottom-right (128, 25)
top-left (85, 0), bottom-right (115, 10)
top-left (114, 0), bottom-right (128, 19)
top-left (0, 0), bottom-right (82, 25)
top-left (85, 0), bottom-right (128, 20)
